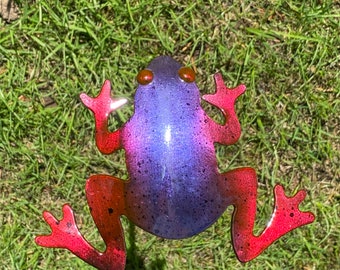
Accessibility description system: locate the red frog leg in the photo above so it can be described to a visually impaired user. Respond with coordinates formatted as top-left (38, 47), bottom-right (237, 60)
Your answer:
top-left (80, 80), bottom-right (127, 154)
top-left (36, 175), bottom-right (126, 270)
top-left (85, 175), bottom-right (127, 269)
top-left (202, 73), bottom-right (246, 145)
top-left (219, 167), bottom-right (315, 262)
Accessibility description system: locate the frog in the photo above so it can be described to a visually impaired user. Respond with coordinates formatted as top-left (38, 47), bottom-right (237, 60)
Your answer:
top-left (36, 56), bottom-right (315, 269)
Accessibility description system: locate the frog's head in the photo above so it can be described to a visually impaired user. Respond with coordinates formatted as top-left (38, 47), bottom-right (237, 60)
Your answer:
top-left (134, 56), bottom-right (201, 113)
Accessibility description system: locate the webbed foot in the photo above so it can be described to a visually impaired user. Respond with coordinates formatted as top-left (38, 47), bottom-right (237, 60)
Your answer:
top-left (80, 80), bottom-right (127, 120)
top-left (202, 73), bottom-right (245, 113)
top-left (268, 185), bottom-right (315, 236)
top-left (35, 204), bottom-right (84, 249)
top-left (36, 203), bottom-right (126, 270)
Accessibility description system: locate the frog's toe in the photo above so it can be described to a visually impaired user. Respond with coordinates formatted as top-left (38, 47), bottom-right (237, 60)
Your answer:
top-left (36, 204), bottom-right (81, 249)
top-left (273, 185), bottom-right (315, 228)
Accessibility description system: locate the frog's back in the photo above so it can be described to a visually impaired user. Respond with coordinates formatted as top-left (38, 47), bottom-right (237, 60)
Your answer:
top-left (121, 56), bottom-right (227, 238)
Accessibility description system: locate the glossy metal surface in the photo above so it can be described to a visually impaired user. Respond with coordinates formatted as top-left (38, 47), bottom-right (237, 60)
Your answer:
top-left (36, 56), bottom-right (315, 269)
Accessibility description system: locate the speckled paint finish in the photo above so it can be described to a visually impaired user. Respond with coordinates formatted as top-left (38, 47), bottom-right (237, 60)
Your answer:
top-left (123, 57), bottom-right (224, 238)
top-left (36, 56), bottom-right (315, 270)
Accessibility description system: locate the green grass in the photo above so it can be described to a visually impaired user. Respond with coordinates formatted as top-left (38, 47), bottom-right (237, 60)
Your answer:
top-left (0, 0), bottom-right (339, 269)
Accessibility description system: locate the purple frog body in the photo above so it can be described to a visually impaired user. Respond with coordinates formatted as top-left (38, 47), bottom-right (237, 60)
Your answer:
top-left (123, 57), bottom-right (238, 238)
top-left (36, 56), bottom-right (314, 269)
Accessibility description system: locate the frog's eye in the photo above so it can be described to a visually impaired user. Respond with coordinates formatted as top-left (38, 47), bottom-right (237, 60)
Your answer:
top-left (136, 69), bottom-right (154, 85)
top-left (178, 66), bottom-right (195, 83)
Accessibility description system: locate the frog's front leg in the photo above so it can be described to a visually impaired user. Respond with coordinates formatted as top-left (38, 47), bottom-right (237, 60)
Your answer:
top-left (202, 73), bottom-right (246, 145)
top-left (220, 168), bottom-right (315, 262)
top-left (80, 80), bottom-right (127, 154)
top-left (36, 176), bottom-right (126, 270)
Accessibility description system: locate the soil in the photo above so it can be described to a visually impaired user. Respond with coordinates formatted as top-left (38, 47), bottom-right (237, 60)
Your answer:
top-left (0, 0), bottom-right (19, 22)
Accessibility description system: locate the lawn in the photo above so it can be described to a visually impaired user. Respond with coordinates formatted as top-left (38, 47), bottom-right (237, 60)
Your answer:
top-left (0, 0), bottom-right (339, 269)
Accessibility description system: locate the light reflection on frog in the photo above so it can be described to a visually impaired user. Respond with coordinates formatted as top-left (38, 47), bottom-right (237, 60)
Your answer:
top-left (36, 56), bottom-right (314, 269)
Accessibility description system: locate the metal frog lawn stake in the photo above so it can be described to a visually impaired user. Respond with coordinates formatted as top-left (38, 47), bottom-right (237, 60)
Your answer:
top-left (36, 56), bottom-right (315, 269)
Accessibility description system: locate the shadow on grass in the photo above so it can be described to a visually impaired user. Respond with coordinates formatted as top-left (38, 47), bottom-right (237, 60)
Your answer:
top-left (125, 222), bottom-right (166, 270)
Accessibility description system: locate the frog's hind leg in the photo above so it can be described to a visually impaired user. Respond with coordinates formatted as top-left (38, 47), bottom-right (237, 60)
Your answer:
top-left (85, 175), bottom-right (127, 269)
top-left (220, 167), bottom-right (315, 262)
top-left (36, 175), bottom-right (126, 270)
